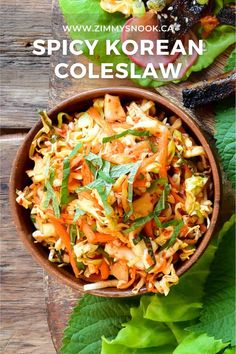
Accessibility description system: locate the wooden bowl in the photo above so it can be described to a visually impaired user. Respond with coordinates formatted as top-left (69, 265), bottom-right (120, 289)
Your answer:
top-left (9, 87), bottom-right (221, 297)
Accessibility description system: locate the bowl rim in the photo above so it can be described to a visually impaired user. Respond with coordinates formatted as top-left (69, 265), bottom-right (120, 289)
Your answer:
top-left (9, 87), bottom-right (221, 297)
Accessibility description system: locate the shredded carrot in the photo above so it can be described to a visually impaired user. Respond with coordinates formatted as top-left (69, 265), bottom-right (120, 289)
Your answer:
top-left (48, 215), bottom-right (79, 278)
top-left (81, 222), bottom-right (115, 244)
top-left (133, 179), bottom-right (147, 188)
top-left (144, 220), bottom-right (154, 239)
top-left (146, 254), bottom-right (155, 266)
top-left (81, 222), bottom-right (97, 243)
top-left (94, 232), bottom-right (115, 243)
top-left (180, 224), bottom-right (189, 237)
top-left (171, 190), bottom-right (185, 204)
top-left (81, 160), bottom-right (93, 185)
top-left (87, 107), bottom-right (114, 135)
top-left (100, 260), bottom-right (110, 280)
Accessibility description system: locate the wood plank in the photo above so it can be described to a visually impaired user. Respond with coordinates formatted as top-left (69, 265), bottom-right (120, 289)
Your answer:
top-left (0, 1), bottom-right (51, 129)
top-left (0, 135), bottom-right (55, 354)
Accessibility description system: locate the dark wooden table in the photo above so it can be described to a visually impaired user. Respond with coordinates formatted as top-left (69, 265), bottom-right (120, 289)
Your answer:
top-left (1, 1), bottom-right (234, 353)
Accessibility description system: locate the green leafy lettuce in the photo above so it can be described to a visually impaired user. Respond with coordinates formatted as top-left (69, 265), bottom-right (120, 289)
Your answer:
top-left (59, 0), bottom-right (235, 87)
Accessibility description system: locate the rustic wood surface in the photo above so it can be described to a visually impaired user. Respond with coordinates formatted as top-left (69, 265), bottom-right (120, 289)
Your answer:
top-left (0, 1), bottom-right (56, 353)
top-left (1, 1), bottom-right (235, 354)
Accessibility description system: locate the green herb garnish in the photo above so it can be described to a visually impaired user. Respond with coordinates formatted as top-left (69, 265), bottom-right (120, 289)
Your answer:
top-left (60, 143), bottom-right (83, 205)
top-left (102, 129), bottom-right (150, 143)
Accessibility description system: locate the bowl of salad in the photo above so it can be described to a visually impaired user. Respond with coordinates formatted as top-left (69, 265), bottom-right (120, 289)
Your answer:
top-left (9, 87), bottom-right (221, 297)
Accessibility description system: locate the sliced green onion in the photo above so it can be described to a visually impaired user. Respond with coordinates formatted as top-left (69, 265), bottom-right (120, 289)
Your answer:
top-left (60, 143), bottom-right (83, 205)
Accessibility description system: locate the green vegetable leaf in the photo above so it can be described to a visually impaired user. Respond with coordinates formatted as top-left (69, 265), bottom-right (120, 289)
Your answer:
top-left (225, 48), bottom-right (236, 72)
top-left (215, 105), bottom-right (236, 189)
top-left (69, 224), bottom-right (77, 245)
top-left (44, 181), bottom-right (60, 218)
top-left (173, 332), bottom-right (228, 354)
top-left (161, 220), bottom-right (184, 250)
top-left (102, 304), bottom-right (177, 352)
top-left (61, 294), bottom-right (139, 354)
top-left (60, 143), bottom-right (83, 205)
top-left (73, 205), bottom-right (86, 222)
top-left (124, 184), bottom-right (170, 233)
top-left (84, 152), bottom-right (103, 177)
top-left (190, 215), bottom-right (236, 345)
top-left (124, 213), bottom-right (154, 234)
top-left (153, 184), bottom-right (170, 215)
top-left (60, 157), bottom-right (71, 205)
top-left (102, 130), bottom-right (150, 143)
top-left (125, 161), bottom-right (142, 220)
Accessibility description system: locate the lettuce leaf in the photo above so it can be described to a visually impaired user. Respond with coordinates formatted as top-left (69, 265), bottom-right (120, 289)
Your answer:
top-left (173, 333), bottom-right (228, 354)
top-left (59, 0), bottom-right (235, 87)
top-left (189, 215), bottom-right (236, 345)
top-left (103, 302), bottom-right (177, 349)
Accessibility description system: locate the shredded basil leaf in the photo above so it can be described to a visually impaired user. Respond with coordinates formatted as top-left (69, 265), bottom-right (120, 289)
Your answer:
top-left (77, 261), bottom-right (85, 270)
top-left (142, 234), bottom-right (156, 265)
top-left (124, 213), bottom-right (154, 234)
top-left (110, 162), bottom-right (141, 179)
top-left (73, 206), bottom-right (86, 222)
top-left (69, 224), bottom-right (77, 245)
top-left (102, 129), bottom-right (150, 143)
top-left (98, 170), bottom-right (115, 184)
top-left (124, 161), bottom-right (142, 221)
top-left (148, 178), bottom-right (168, 192)
top-left (161, 220), bottom-right (184, 250)
top-left (44, 181), bottom-right (60, 218)
top-left (124, 184), bottom-right (170, 233)
top-left (96, 185), bottom-right (113, 216)
top-left (132, 234), bottom-right (143, 245)
top-left (60, 143), bottom-right (83, 205)
top-left (154, 184), bottom-right (170, 214)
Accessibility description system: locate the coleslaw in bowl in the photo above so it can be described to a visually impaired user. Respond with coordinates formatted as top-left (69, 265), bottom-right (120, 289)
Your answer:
top-left (10, 88), bottom-right (221, 297)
